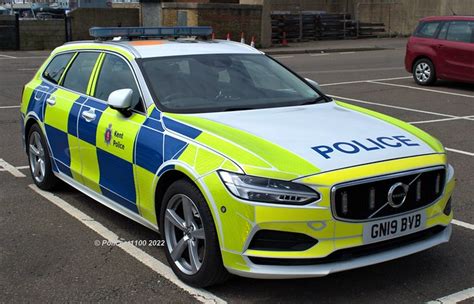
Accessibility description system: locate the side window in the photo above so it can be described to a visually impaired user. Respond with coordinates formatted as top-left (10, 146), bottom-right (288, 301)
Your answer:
top-left (94, 54), bottom-right (143, 112)
top-left (415, 22), bottom-right (441, 38)
top-left (42, 53), bottom-right (74, 84)
top-left (62, 52), bottom-right (100, 94)
top-left (446, 21), bottom-right (473, 43)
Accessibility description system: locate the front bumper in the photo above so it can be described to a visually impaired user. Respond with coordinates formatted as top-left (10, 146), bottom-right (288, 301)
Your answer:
top-left (200, 154), bottom-right (454, 278)
top-left (228, 224), bottom-right (451, 279)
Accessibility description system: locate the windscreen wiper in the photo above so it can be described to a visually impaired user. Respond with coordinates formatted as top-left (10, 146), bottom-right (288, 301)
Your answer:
top-left (299, 96), bottom-right (327, 105)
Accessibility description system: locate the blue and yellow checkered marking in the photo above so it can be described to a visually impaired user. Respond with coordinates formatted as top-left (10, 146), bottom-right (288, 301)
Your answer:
top-left (27, 81), bottom-right (57, 121)
top-left (97, 148), bottom-right (138, 212)
top-left (68, 96), bottom-right (88, 137)
top-left (163, 116), bottom-right (201, 139)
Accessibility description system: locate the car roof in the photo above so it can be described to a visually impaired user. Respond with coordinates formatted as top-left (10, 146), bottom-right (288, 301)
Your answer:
top-left (420, 15), bottom-right (474, 22)
top-left (59, 39), bottom-right (263, 59)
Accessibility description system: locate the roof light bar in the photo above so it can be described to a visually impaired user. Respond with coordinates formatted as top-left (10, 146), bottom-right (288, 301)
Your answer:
top-left (89, 26), bottom-right (213, 40)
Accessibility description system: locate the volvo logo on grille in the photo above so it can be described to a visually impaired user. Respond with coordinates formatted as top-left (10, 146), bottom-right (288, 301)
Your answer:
top-left (387, 182), bottom-right (409, 208)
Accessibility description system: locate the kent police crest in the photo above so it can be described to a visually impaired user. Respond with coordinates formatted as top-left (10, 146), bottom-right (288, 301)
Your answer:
top-left (105, 124), bottom-right (112, 145)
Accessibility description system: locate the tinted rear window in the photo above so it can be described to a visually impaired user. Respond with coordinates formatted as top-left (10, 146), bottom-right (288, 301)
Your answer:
top-left (415, 22), bottom-right (441, 38)
top-left (62, 52), bottom-right (99, 94)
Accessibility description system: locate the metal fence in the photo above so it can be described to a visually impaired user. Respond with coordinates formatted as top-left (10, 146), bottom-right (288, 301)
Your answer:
top-left (0, 15), bottom-right (20, 50)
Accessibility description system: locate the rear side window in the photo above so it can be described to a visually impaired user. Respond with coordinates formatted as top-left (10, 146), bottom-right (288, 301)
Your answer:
top-left (62, 52), bottom-right (100, 94)
top-left (94, 54), bottom-right (142, 111)
top-left (42, 53), bottom-right (74, 84)
top-left (446, 21), bottom-right (473, 43)
top-left (415, 22), bottom-right (441, 38)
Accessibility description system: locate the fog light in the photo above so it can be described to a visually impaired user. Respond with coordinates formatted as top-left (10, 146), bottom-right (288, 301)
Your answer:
top-left (443, 198), bottom-right (452, 216)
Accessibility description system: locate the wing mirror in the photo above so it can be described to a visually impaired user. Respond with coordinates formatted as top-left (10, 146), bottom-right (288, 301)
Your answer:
top-left (305, 78), bottom-right (322, 92)
top-left (107, 88), bottom-right (133, 117)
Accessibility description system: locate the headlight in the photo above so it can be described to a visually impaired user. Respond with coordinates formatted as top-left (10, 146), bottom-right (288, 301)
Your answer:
top-left (218, 171), bottom-right (320, 205)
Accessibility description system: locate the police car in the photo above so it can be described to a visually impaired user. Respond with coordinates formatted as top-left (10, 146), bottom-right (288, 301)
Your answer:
top-left (20, 26), bottom-right (455, 287)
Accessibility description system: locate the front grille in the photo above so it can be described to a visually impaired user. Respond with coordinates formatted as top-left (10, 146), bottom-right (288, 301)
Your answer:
top-left (332, 167), bottom-right (446, 221)
top-left (249, 225), bottom-right (446, 266)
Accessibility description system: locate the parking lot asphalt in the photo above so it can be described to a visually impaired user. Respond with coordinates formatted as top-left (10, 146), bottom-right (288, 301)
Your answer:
top-left (1, 47), bottom-right (473, 303)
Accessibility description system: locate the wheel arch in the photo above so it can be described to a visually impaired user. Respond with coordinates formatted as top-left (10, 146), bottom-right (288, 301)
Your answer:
top-left (153, 164), bottom-right (225, 247)
top-left (23, 116), bottom-right (42, 154)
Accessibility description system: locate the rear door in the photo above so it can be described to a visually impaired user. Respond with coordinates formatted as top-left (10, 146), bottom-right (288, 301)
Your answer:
top-left (78, 52), bottom-right (146, 213)
top-left (42, 51), bottom-right (89, 180)
top-left (436, 20), bottom-right (474, 81)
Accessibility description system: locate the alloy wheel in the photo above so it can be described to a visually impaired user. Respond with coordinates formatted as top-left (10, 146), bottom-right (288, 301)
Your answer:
top-left (164, 194), bottom-right (206, 275)
top-left (415, 62), bottom-right (431, 83)
top-left (28, 131), bottom-right (46, 183)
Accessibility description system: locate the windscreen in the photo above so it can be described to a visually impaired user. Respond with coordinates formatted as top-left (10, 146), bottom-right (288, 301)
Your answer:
top-left (140, 54), bottom-right (322, 113)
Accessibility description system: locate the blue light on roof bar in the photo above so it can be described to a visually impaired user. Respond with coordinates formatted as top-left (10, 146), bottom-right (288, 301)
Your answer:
top-left (89, 26), bottom-right (213, 39)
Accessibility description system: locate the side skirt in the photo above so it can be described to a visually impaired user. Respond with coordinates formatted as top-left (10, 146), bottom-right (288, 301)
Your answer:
top-left (55, 172), bottom-right (160, 233)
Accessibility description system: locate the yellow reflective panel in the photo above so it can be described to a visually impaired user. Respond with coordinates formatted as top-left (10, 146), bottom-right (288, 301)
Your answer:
top-left (95, 108), bottom-right (146, 162)
top-left (54, 44), bottom-right (134, 61)
top-left (68, 134), bottom-right (83, 183)
top-left (44, 89), bottom-right (78, 133)
top-left (78, 138), bottom-right (102, 193)
top-left (134, 164), bottom-right (158, 225)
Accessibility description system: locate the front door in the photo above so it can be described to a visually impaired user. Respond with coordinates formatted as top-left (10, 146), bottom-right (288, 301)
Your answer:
top-left (78, 52), bottom-right (146, 213)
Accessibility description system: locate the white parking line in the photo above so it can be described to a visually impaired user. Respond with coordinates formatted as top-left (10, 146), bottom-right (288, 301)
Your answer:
top-left (0, 54), bottom-right (17, 59)
top-left (319, 76), bottom-right (411, 87)
top-left (339, 51), bottom-right (356, 55)
top-left (409, 117), bottom-right (473, 124)
top-left (452, 219), bottom-right (474, 230)
top-left (29, 184), bottom-right (226, 304)
top-left (273, 55), bottom-right (294, 59)
top-left (309, 53), bottom-right (329, 57)
top-left (0, 105), bottom-right (20, 109)
top-left (445, 148), bottom-right (474, 157)
top-left (299, 67), bottom-right (404, 74)
top-left (369, 81), bottom-right (474, 99)
top-left (16, 165), bottom-right (29, 170)
top-left (427, 287), bottom-right (474, 304)
top-left (0, 159), bottom-right (26, 177)
top-left (17, 68), bottom-right (37, 71)
top-left (329, 94), bottom-right (457, 118)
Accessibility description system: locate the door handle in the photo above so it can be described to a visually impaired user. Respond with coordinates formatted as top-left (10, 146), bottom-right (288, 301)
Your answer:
top-left (46, 96), bottom-right (56, 106)
top-left (81, 108), bottom-right (96, 122)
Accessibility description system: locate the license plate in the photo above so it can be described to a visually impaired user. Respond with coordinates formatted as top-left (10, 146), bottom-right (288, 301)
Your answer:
top-left (363, 211), bottom-right (426, 244)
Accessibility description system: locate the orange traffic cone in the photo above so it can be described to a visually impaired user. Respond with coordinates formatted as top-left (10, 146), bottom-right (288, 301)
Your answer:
top-left (250, 36), bottom-right (256, 48)
top-left (281, 31), bottom-right (288, 46)
top-left (226, 33), bottom-right (231, 41)
top-left (240, 32), bottom-right (245, 44)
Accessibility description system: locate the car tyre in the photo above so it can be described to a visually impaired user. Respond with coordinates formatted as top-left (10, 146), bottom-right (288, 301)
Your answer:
top-left (160, 179), bottom-right (230, 287)
top-left (27, 123), bottom-right (59, 190)
top-left (413, 58), bottom-right (436, 86)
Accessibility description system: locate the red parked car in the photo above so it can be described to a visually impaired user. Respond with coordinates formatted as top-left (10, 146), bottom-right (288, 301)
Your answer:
top-left (405, 16), bottom-right (474, 85)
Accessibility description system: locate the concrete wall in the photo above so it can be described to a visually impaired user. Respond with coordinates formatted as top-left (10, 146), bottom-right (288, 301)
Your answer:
top-left (355, 0), bottom-right (474, 36)
top-left (69, 8), bottom-right (139, 40)
top-left (162, 3), bottom-right (261, 44)
top-left (19, 19), bottom-right (65, 50)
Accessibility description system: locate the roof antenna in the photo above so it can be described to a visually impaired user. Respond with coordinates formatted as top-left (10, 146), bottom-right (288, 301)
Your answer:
top-left (448, 4), bottom-right (457, 15)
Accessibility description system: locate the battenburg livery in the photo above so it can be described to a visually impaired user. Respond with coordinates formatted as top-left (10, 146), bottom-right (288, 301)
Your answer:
top-left (20, 27), bottom-right (455, 287)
